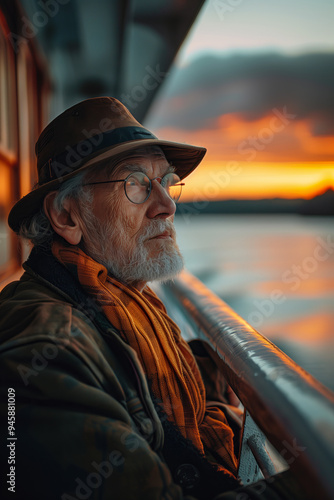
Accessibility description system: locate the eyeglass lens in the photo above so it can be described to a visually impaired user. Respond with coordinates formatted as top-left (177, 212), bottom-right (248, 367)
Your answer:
top-left (124, 172), bottom-right (182, 204)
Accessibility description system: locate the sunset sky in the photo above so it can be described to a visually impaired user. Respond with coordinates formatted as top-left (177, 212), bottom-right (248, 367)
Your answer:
top-left (145, 0), bottom-right (334, 201)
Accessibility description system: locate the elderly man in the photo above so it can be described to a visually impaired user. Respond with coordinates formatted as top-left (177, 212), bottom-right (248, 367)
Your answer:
top-left (0, 97), bottom-right (299, 500)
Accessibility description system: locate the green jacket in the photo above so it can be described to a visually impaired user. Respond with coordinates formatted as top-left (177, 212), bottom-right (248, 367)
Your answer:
top-left (0, 247), bottom-right (239, 500)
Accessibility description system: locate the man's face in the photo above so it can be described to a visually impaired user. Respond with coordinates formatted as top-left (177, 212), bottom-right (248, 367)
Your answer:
top-left (79, 149), bottom-right (184, 289)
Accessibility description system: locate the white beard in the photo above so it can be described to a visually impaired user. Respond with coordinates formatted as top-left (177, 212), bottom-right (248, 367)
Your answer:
top-left (83, 216), bottom-right (184, 285)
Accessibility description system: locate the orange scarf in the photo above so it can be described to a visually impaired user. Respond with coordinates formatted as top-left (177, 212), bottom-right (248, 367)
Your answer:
top-left (52, 241), bottom-right (237, 475)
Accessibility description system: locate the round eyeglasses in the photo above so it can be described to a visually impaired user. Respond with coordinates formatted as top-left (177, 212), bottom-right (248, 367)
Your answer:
top-left (83, 171), bottom-right (184, 204)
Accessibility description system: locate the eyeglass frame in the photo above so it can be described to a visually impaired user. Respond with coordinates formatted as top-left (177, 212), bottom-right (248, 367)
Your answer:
top-left (82, 171), bottom-right (185, 205)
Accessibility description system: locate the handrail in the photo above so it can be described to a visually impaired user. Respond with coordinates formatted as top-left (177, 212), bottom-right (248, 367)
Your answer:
top-left (156, 270), bottom-right (334, 500)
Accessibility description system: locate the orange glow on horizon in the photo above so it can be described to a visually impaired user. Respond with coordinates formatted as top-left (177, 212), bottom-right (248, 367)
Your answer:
top-left (180, 161), bottom-right (334, 201)
top-left (154, 112), bottom-right (334, 201)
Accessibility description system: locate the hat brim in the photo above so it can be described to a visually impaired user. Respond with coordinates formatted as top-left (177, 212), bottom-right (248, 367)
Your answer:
top-left (8, 138), bottom-right (206, 232)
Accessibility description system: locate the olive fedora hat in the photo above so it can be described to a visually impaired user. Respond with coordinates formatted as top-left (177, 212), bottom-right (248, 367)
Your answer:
top-left (8, 96), bottom-right (206, 232)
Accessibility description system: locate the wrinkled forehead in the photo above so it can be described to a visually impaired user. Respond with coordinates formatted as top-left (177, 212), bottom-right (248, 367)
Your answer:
top-left (113, 146), bottom-right (169, 174)
top-left (84, 146), bottom-right (169, 183)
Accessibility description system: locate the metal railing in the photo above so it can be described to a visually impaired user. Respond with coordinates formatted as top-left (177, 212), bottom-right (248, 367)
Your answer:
top-left (154, 270), bottom-right (334, 500)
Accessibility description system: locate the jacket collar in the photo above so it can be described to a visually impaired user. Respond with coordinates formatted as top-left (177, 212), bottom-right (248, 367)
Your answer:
top-left (24, 245), bottom-right (90, 307)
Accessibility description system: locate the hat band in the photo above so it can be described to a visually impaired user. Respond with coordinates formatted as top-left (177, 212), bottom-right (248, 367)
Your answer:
top-left (39, 126), bottom-right (158, 184)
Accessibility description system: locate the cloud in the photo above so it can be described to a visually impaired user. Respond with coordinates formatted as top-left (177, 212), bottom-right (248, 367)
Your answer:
top-left (148, 52), bottom-right (334, 135)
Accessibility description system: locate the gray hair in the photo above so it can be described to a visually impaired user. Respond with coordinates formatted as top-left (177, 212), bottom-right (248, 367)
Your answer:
top-left (18, 171), bottom-right (92, 247)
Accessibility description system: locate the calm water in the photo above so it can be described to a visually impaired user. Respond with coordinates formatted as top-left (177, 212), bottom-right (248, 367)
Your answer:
top-left (174, 214), bottom-right (334, 391)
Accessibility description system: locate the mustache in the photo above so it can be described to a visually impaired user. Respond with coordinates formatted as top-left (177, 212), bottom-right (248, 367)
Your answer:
top-left (140, 220), bottom-right (176, 242)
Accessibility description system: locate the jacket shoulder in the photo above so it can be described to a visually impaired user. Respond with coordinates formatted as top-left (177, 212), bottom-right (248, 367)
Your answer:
top-left (0, 271), bottom-right (77, 344)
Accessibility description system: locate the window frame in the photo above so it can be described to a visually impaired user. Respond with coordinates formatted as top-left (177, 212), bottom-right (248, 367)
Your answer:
top-left (0, 6), bottom-right (49, 286)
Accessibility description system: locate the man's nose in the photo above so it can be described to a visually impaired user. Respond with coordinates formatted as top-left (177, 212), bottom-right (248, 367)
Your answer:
top-left (146, 178), bottom-right (176, 219)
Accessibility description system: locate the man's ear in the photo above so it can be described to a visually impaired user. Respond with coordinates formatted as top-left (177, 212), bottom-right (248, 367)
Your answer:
top-left (43, 191), bottom-right (83, 245)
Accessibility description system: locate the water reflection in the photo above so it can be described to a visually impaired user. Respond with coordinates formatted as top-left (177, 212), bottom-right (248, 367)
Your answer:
top-left (174, 214), bottom-right (334, 391)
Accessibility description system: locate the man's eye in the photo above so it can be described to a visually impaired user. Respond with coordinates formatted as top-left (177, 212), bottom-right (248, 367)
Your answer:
top-left (162, 173), bottom-right (178, 188)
